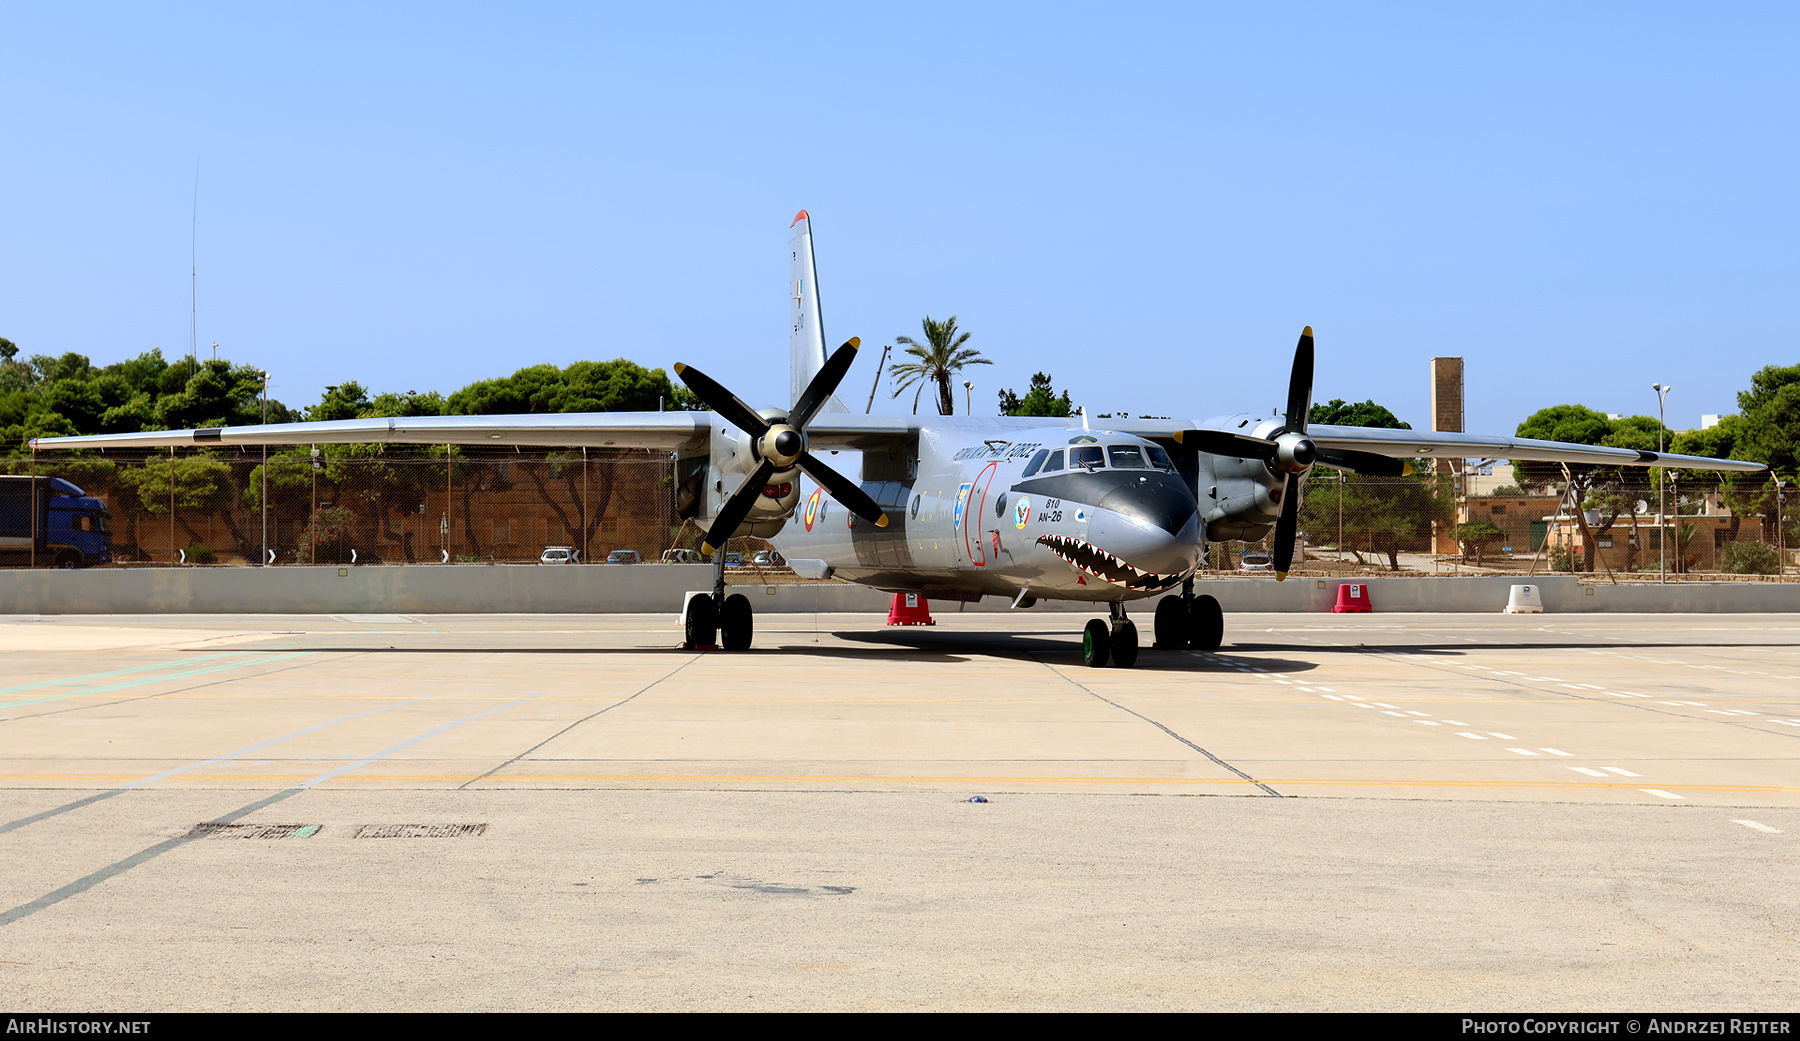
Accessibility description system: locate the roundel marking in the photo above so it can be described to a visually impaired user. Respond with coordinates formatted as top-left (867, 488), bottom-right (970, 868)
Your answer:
top-left (1014, 496), bottom-right (1031, 529)
top-left (803, 489), bottom-right (822, 531)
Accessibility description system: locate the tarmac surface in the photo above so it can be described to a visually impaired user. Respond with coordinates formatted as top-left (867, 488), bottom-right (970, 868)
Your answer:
top-left (0, 610), bottom-right (1794, 1010)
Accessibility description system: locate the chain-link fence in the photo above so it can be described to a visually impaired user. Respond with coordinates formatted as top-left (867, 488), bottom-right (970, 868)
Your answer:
top-left (6, 447), bottom-right (677, 567)
top-left (7, 451), bottom-right (1796, 579)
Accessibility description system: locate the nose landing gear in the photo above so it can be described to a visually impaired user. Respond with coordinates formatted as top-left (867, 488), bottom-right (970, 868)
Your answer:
top-left (1083, 603), bottom-right (1140, 668)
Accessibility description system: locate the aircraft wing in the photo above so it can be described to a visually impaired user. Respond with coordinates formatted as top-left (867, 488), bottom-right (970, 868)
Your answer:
top-left (27, 411), bottom-right (925, 453)
top-left (1303, 424), bottom-right (1767, 472)
top-left (1111, 419), bottom-right (1766, 473)
top-left (28, 412), bottom-right (715, 452)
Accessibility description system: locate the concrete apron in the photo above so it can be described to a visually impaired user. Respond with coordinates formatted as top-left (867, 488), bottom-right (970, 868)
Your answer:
top-left (1, 566), bottom-right (1798, 615)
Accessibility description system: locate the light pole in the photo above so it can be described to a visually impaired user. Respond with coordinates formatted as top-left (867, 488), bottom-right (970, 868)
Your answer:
top-left (1653, 383), bottom-right (1671, 583)
top-left (260, 370), bottom-right (270, 566)
top-left (1776, 476), bottom-right (1787, 579)
top-left (963, 380), bottom-right (972, 416)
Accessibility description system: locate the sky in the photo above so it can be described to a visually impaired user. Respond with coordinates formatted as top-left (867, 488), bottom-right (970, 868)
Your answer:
top-left (2, 3), bottom-right (1795, 436)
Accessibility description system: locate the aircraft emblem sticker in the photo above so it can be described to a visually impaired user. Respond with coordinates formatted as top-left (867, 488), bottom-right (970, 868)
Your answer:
top-left (954, 483), bottom-right (971, 530)
top-left (803, 489), bottom-right (822, 531)
top-left (1014, 496), bottom-right (1031, 529)
top-left (1074, 508), bottom-right (1088, 523)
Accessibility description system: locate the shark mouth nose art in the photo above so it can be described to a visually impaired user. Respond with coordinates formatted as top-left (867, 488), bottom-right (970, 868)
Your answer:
top-left (1036, 534), bottom-right (1188, 590)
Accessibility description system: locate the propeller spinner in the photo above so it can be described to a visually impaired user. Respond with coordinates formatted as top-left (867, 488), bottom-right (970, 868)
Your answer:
top-left (676, 337), bottom-right (889, 556)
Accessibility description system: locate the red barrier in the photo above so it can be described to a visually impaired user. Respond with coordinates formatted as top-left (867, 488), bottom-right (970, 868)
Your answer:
top-left (1331, 583), bottom-right (1373, 613)
top-left (886, 592), bottom-right (937, 626)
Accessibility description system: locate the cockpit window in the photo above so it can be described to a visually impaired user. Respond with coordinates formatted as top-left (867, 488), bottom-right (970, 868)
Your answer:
top-left (1043, 450), bottom-right (1064, 473)
top-left (1146, 445), bottom-right (1175, 472)
top-left (1022, 449), bottom-right (1049, 478)
top-left (1070, 446), bottom-right (1105, 470)
top-left (1107, 445), bottom-right (1148, 469)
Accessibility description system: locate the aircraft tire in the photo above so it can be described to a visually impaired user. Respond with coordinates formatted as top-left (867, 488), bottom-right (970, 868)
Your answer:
top-left (684, 593), bottom-right (717, 648)
top-left (1189, 594), bottom-right (1223, 651)
top-left (1112, 619), bottom-right (1139, 668)
top-left (720, 593), bottom-right (754, 652)
top-left (1153, 596), bottom-right (1188, 648)
top-left (1082, 619), bottom-right (1111, 668)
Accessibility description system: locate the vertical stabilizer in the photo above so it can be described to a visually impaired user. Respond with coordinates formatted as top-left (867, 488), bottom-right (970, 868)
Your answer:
top-left (789, 210), bottom-right (848, 412)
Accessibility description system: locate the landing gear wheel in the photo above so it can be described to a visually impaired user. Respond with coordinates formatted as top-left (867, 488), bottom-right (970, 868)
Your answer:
top-left (1111, 618), bottom-right (1139, 668)
top-left (1188, 594), bottom-right (1223, 651)
top-left (720, 593), bottom-right (753, 651)
top-left (1153, 596), bottom-right (1188, 649)
top-left (684, 593), bottom-right (717, 648)
top-left (1082, 618), bottom-right (1112, 668)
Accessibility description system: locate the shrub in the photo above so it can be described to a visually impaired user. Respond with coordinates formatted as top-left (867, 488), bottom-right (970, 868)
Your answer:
top-left (297, 506), bottom-right (355, 565)
top-left (1721, 541), bottom-right (1780, 575)
top-left (183, 542), bottom-right (216, 565)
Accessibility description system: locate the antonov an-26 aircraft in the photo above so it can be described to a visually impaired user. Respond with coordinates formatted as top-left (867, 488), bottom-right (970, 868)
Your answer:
top-left (34, 211), bottom-right (1767, 667)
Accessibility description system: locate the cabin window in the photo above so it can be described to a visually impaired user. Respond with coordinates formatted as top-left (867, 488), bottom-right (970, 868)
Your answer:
top-left (1043, 450), bottom-right (1064, 473)
top-left (1146, 446), bottom-right (1175, 472)
top-left (1070, 446), bottom-right (1105, 470)
top-left (1107, 445), bottom-right (1148, 469)
top-left (1022, 449), bottom-right (1049, 477)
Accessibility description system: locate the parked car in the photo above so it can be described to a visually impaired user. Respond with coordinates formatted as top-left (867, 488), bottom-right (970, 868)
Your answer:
top-left (539, 546), bottom-right (577, 565)
top-left (604, 550), bottom-right (643, 565)
top-left (722, 552), bottom-right (743, 568)
top-left (1239, 552), bottom-right (1274, 572)
top-left (749, 549), bottom-right (786, 567)
top-left (660, 549), bottom-right (701, 564)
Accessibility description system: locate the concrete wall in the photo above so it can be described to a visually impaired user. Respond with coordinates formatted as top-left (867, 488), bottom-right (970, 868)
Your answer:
top-left (0, 565), bottom-right (1795, 615)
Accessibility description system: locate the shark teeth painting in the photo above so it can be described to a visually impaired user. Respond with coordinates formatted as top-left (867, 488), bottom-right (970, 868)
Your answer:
top-left (1035, 534), bottom-right (1187, 591)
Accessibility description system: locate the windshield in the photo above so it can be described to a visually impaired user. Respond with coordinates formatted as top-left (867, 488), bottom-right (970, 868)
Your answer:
top-left (1070, 446), bottom-right (1105, 470)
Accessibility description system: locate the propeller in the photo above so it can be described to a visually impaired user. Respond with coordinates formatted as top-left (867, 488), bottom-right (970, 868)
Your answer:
top-left (675, 337), bottom-right (889, 556)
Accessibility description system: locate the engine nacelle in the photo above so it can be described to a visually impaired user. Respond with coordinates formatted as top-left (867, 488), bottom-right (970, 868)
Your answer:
top-left (683, 410), bottom-right (803, 540)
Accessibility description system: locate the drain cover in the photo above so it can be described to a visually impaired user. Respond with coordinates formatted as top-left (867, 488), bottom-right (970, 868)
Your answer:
top-left (352, 824), bottom-right (488, 839)
top-left (189, 823), bottom-right (318, 840)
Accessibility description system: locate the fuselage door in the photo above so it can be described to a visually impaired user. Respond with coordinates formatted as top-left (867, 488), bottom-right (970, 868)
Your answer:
top-left (963, 461), bottom-right (999, 567)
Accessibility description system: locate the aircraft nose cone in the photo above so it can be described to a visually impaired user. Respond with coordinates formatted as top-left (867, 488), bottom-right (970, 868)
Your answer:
top-left (1088, 509), bottom-right (1201, 581)
top-left (1095, 472), bottom-right (1200, 537)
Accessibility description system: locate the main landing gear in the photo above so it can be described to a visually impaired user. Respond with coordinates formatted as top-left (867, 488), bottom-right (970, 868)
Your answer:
top-left (1082, 602), bottom-right (1140, 668)
top-left (1152, 579), bottom-right (1224, 652)
top-left (682, 549), bottom-right (755, 652)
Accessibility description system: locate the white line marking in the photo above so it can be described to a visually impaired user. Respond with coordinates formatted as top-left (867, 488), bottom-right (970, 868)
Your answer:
top-left (1488, 732), bottom-right (1516, 740)
top-left (1382, 711), bottom-right (1407, 717)
top-left (1641, 789), bottom-right (1685, 800)
top-left (1508, 748), bottom-right (1540, 756)
top-left (1416, 720), bottom-right (1441, 726)
top-left (1405, 711), bottom-right (1430, 717)
top-left (1570, 767), bottom-right (1608, 777)
top-left (1322, 694), bottom-right (1342, 701)
top-left (1733, 820), bottom-right (1782, 834)
top-left (1374, 703), bottom-right (1399, 709)
top-left (1540, 748), bottom-right (1573, 756)
top-left (1341, 695), bottom-right (1364, 701)
top-left (1442, 720), bottom-right (1468, 726)
top-left (1456, 732), bottom-right (1487, 740)
top-left (1601, 767), bottom-right (1641, 777)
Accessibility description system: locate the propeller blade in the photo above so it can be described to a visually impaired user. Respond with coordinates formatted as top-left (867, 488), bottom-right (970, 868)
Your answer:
top-left (1272, 473), bottom-right (1300, 581)
top-left (674, 363), bottom-right (772, 438)
top-left (1173, 429), bottom-right (1278, 461)
top-left (700, 459), bottom-right (776, 556)
top-left (1314, 447), bottom-right (1412, 477)
top-left (1284, 326), bottom-right (1314, 433)
top-left (798, 450), bottom-right (889, 527)
top-left (788, 337), bottom-right (861, 429)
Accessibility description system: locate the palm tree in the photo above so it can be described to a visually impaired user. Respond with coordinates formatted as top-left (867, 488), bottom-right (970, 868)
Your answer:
top-left (889, 315), bottom-right (992, 415)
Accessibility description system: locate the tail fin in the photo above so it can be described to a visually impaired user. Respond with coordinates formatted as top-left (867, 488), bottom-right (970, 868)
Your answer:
top-left (788, 210), bottom-right (848, 412)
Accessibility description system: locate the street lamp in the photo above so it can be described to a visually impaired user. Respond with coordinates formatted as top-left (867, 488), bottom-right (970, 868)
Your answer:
top-left (1653, 383), bottom-right (1671, 583)
top-left (260, 369), bottom-right (270, 567)
top-left (963, 380), bottom-right (972, 415)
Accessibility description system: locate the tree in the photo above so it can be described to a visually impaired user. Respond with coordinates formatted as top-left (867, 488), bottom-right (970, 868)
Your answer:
top-left (445, 359), bottom-right (688, 416)
top-left (1454, 519), bottom-right (1506, 565)
top-left (1735, 364), bottom-right (1800, 475)
top-left (1297, 470), bottom-right (1456, 571)
top-left (998, 372), bottom-right (1075, 418)
top-left (890, 316), bottom-right (991, 415)
top-left (1309, 398), bottom-right (1412, 429)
